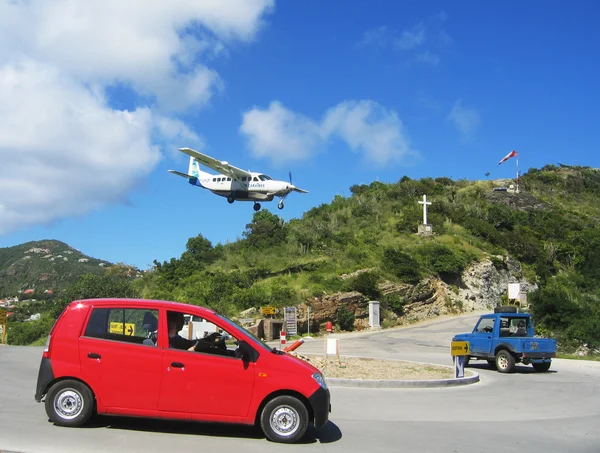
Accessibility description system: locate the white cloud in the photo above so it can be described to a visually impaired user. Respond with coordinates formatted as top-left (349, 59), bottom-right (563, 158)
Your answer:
top-left (240, 101), bottom-right (322, 165)
top-left (415, 51), bottom-right (440, 66)
top-left (240, 100), bottom-right (419, 167)
top-left (360, 26), bottom-right (390, 47)
top-left (447, 99), bottom-right (481, 138)
top-left (394, 23), bottom-right (425, 50)
top-left (0, 0), bottom-right (273, 235)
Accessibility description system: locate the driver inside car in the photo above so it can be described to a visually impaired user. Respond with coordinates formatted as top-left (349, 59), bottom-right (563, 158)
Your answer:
top-left (167, 311), bottom-right (196, 351)
top-left (167, 311), bottom-right (229, 354)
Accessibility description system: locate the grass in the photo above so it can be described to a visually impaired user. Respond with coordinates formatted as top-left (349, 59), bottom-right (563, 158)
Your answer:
top-left (557, 353), bottom-right (600, 361)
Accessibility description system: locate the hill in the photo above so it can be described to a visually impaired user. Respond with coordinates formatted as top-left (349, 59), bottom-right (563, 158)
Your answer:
top-left (3, 164), bottom-right (600, 352)
top-left (0, 240), bottom-right (112, 298)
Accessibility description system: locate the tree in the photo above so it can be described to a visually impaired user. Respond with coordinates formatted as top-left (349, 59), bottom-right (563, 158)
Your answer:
top-left (243, 210), bottom-right (288, 248)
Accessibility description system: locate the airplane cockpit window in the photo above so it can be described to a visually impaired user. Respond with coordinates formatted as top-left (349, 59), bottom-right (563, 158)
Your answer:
top-left (258, 175), bottom-right (273, 181)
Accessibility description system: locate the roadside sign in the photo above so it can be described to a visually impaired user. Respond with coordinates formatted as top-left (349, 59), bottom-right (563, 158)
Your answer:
top-left (451, 341), bottom-right (470, 356)
top-left (109, 322), bottom-right (135, 336)
top-left (284, 307), bottom-right (298, 336)
top-left (261, 306), bottom-right (279, 316)
top-left (0, 310), bottom-right (6, 325)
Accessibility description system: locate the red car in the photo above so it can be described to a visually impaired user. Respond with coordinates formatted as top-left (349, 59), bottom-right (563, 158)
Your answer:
top-left (35, 298), bottom-right (330, 443)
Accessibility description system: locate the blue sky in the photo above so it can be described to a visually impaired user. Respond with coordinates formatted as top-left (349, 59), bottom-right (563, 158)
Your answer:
top-left (1, 1), bottom-right (599, 270)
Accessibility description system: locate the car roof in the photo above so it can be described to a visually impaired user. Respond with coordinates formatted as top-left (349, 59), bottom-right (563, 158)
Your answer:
top-left (69, 298), bottom-right (216, 315)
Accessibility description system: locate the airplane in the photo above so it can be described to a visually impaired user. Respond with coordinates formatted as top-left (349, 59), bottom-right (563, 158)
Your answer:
top-left (168, 147), bottom-right (308, 211)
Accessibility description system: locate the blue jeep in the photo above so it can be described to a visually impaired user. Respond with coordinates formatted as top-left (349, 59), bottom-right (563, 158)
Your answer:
top-left (452, 307), bottom-right (557, 373)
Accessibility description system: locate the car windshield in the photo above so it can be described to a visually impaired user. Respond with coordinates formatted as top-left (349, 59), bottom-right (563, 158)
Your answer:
top-left (216, 314), bottom-right (272, 352)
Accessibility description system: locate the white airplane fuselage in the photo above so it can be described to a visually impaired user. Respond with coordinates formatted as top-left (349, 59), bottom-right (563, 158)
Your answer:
top-left (192, 171), bottom-right (292, 202)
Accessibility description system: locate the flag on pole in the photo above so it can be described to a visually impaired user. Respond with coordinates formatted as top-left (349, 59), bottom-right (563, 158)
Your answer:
top-left (498, 150), bottom-right (518, 165)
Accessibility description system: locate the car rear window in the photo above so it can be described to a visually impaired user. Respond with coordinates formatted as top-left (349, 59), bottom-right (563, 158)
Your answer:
top-left (84, 307), bottom-right (159, 346)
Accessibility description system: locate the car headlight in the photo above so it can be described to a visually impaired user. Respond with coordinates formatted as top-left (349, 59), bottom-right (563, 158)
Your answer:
top-left (312, 372), bottom-right (328, 390)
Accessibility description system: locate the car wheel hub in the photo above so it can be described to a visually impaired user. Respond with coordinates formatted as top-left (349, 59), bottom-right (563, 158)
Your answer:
top-left (270, 406), bottom-right (299, 437)
top-left (55, 390), bottom-right (83, 420)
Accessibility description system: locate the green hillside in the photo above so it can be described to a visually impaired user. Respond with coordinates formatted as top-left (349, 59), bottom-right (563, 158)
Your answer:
top-left (0, 240), bottom-right (111, 298)
top-left (4, 165), bottom-right (600, 351)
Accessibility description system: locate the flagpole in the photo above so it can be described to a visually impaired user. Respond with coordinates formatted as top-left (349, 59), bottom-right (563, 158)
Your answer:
top-left (516, 154), bottom-right (519, 193)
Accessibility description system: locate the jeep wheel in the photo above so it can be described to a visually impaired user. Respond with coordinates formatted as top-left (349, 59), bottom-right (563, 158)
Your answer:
top-left (260, 395), bottom-right (309, 443)
top-left (495, 350), bottom-right (515, 373)
top-left (45, 380), bottom-right (94, 427)
top-left (532, 361), bottom-right (551, 372)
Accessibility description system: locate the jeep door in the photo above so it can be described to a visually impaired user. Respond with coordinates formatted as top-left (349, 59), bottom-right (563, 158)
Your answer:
top-left (469, 316), bottom-right (495, 355)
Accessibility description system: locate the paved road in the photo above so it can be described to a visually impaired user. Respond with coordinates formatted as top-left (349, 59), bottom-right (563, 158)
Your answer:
top-left (1, 312), bottom-right (599, 453)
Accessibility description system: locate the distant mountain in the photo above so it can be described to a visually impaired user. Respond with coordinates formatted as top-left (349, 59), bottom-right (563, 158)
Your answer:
top-left (0, 240), bottom-right (113, 298)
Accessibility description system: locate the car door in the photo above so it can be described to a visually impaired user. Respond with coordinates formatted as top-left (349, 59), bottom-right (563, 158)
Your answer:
top-left (78, 306), bottom-right (163, 412)
top-left (469, 317), bottom-right (495, 355)
top-left (158, 311), bottom-right (255, 418)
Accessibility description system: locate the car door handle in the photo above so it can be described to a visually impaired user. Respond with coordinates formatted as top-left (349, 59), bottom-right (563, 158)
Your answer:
top-left (87, 352), bottom-right (101, 359)
top-left (171, 362), bottom-right (185, 368)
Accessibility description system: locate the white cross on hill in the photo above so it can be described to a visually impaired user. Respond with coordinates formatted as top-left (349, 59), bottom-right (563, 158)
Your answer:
top-left (418, 194), bottom-right (432, 225)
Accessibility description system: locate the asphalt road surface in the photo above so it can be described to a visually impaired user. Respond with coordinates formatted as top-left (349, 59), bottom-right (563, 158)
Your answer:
top-left (1, 312), bottom-right (599, 453)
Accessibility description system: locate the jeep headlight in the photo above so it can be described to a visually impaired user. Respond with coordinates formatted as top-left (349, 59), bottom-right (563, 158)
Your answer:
top-left (312, 372), bottom-right (328, 390)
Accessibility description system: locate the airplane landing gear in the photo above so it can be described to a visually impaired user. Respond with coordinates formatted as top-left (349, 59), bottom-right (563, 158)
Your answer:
top-left (253, 202), bottom-right (261, 211)
top-left (277, 200), bottom-right (284, 210)
top-left (227, 195), bottom-right (235, 204)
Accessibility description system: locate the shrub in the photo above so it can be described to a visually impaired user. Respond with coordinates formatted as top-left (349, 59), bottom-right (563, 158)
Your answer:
top-left (383, 248), bottom-right (420, 283)
top-left (336, 307), bottom-right (355, 331)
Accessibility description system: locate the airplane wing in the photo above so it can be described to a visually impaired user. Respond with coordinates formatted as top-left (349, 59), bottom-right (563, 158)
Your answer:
top-left (178, 148), bottom-right (251, 182)
top-left (168, 170), bottom-right (195, 179)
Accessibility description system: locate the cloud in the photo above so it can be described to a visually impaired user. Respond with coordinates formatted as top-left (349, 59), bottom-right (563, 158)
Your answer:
top-left (360, 26), bottom-right (391, 48)
top-left (447, 99), bottom-right (481, 138)
top-left (240, 100), bottom-right (419, 167)
top-left (240, 101), bottom-right (322, 165)
top-left (394, 23), bottom-right (425, 50)
top-left (0, 0), bottom-right (273, 235)
top-left (415, 51), bottom-right (440, 66)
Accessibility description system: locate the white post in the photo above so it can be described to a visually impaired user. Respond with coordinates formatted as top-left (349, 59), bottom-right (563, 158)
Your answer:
top-left (307, 307), bottom-right (310, 336)
top-left (516, 155), bottom-right (520, 193)
top-left (418, 194), bottom-right (432, 225)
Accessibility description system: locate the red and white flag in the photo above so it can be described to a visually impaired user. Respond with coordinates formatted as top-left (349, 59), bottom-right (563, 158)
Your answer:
top-left (498, 150), bottom-right (518, 165)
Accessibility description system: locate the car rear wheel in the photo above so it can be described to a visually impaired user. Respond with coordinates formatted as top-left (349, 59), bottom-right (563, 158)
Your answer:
top-left (45, 380), bottom-right (94, 427)
top-left (532, 361), bottom-right (551, 372)
top-left (260, 395), bottom-right (309, 443)
top-left (495, 350), bottom-right (515, 373)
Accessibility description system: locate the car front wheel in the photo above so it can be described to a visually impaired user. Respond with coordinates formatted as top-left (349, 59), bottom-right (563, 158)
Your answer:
top-left (260, 395), bottom-right (309, 443)
top-left (45, 380), bottom-right (94, 427)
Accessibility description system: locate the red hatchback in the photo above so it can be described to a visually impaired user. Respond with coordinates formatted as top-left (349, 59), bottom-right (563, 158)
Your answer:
top-left (35, 299), bottom-right (330, 443)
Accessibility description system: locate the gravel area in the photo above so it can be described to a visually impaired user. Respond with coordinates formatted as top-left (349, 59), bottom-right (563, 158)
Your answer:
top-left (294, 354), bottom-right (457, 380)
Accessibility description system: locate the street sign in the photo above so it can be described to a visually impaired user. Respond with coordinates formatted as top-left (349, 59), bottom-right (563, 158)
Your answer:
top-left (451, 341), bottom-right (470, 356)
top-left (109, 322), bottom-right (135, 336)
top-left (284, 307), bottom-right (298, 336)
top-left (0, 310), bottom-right (6, 325)
top-left (261, 306), bottom-right (279, 316)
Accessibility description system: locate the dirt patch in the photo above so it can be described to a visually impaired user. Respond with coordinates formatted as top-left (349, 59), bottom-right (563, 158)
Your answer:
top-left (294, 354), bottom-right (456, 380)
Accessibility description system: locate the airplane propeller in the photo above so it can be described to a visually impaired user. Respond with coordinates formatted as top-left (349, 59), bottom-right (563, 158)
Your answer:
top-left (286, 171), bottom-right (308, 194)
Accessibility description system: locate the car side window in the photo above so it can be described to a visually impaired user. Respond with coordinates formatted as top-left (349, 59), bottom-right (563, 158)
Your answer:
top-left (84, 308), bottom-right (159, 346)
top-left (476, 318), bottom-right (495, 333)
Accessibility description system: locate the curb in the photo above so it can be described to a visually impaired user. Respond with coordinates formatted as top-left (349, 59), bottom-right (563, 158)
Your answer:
top-left (326, 370), bottom-right (479, 388)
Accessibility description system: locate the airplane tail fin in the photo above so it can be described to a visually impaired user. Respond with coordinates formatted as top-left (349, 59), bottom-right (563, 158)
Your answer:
top-left (188, 157), bottom-right (201, 178)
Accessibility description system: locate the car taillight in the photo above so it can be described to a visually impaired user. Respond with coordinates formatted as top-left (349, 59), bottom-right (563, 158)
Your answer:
top-left (42, 335), bottom-right (52, 358)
